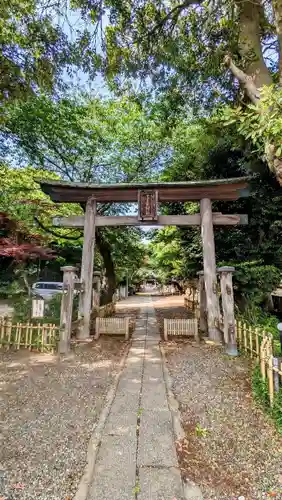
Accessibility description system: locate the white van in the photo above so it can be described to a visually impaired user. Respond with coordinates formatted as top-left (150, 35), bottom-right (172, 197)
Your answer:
top-left (31, 282), bottom-right (64, 300)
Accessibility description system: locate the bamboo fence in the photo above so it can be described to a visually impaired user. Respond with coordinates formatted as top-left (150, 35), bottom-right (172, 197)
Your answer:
top-left (236, 320), bottom-right (282, 408)
top-left (0, 316), bottom-right (58, 352)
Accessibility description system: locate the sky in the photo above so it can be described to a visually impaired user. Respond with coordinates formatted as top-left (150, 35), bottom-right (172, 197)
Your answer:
top-left (58, 7), bottom-right (111, 97)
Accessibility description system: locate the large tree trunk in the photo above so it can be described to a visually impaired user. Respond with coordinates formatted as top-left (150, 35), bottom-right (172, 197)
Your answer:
top-left (225, 55), bottom-right (282, 183)
top-left (80, 203), bottom-right (117, 304)
top-left (273, 0), bottom-right (282, 84)
top-left (235, 0), bottom-right (272, 88)
top-left (96, 230), bottom-right (116, 305)
top-left (225, 0), bottom-right (282, 183)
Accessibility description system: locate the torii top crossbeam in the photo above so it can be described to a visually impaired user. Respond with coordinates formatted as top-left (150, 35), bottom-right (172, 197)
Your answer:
top-left (39, 177), bottom-right (249, 203)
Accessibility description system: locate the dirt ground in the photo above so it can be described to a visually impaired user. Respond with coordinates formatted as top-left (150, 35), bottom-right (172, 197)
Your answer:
top-left (0, 297), bottom-right (140, 500)
top-left (154, 295), bottom-right (282, 500)
top-left (113, 298), bottom-right (140, 333)
top-left (152, 294), bottom-right (193, 338)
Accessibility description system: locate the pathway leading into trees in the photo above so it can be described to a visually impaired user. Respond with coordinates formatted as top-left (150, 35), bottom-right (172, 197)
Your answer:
top-left (83, 295), bottom-right (201, 500)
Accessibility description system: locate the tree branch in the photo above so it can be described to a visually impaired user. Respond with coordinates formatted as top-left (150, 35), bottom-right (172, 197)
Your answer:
top-left (224, 55), bottom-right (261, 104)
top-left (148, 0), bottom-right (203, 38)
top-left (34, 216), bottom-right (82, 240)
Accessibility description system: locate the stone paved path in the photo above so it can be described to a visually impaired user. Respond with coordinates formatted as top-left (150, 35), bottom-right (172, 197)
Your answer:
top-left (86, 296), bottom-right (186, 500)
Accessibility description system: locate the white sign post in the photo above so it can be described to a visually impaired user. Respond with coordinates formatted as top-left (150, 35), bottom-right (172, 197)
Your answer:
top-left (32, 299), bottom-right (45, 318)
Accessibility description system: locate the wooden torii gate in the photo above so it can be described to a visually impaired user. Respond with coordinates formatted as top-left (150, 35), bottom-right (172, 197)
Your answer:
top-left (39, 177), bottom-right (249, 342)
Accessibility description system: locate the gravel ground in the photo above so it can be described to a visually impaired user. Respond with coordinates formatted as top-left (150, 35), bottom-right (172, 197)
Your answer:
top-left (154, 296), bottom-right (282, 499)
top-left (0, 332), bottom-right (132, 499)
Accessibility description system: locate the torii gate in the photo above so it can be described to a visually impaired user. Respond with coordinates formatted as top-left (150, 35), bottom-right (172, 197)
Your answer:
top-left (39, 177), bottom-right (249, 343)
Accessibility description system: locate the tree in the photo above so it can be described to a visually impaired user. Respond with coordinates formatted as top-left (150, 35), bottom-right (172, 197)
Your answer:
top-left (4, 94), bottom-right (167, 182)
top-left (69, 0), bottom-right (282, 182)
top-left (147, 227), bottom-right (184, 282)
top-left (147, 117), bottom-right (282, 308)
top-left (3, 95), bottom-right (166, 301)
top-left (0, 164), bottom-right (83, 291)
top-left (0, 0), bottom-right (72, 108)
top-left (0, 212), bottom-right (54, 261)
top-left (0, 163), bottom-right (82, 241)
top-left (0, 162), bottom-right (147, 303)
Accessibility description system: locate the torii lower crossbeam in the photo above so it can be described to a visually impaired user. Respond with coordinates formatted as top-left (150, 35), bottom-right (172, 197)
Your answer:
top-left (53, 213), bottom-right (248, 228)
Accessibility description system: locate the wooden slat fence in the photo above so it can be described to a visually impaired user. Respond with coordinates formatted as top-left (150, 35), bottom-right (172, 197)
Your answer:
top-left (95, 317), bottom-right (130, 340)
top-left (164, 318), bottom-right (198, 341)
top-left (236, 320), bottom-right (282, 409)
top-left (0, 317), bottom-right (58, 352)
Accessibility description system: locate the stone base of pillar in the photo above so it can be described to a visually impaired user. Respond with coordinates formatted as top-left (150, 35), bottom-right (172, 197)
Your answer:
top-left (226, 344), bottom-right (239, 356)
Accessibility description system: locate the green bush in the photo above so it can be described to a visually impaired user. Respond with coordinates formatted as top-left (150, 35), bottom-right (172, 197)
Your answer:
top-left (232, 261), bottom-right (281, 308)
top-left (43, 294), bottom-right (62, 325)
top-left (252, 364), bottom-right (282, 435)
top-left (11, 295), bottom-right (33, 323)
top-left (237, 304), bottom-right (279, 338)
top-left (11, 293), bottom-right (63, 325)
top-left (0, 280), bottom-right (26, 299)
top-left (252, 364), bottom-right (269, 408)
top-left (272, 391), bottom-right (282, 434)
top-left (10, 291), bottom-right (80, 326)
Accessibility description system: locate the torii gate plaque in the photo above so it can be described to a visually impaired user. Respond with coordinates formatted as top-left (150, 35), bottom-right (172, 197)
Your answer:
top-left (138, 190), bottom-right (158, 221)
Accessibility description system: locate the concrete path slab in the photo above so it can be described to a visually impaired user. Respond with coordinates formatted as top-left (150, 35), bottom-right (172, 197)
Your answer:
top-left (138, 408), bottom-right (178, 467)
top-left (87, 433), bottom-right (137, 500)
top-left (83, 295), bottom-right (196, 500)
top-left (138, 466), bottom-right (184, 500)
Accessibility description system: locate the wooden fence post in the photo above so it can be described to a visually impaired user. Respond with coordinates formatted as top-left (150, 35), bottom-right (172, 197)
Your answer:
top-left (243, 323), bottom-right (247, 352)
top-left (164, 319), bottom-right (168, 341)
top-left (273, 357), bottom-right (280, 393)
top-left (59, 266), bottom-right (77, 354)
top-left (94, 317), bottom-right (100, 340)
top-left (125, 318), bottom-right (130, 340)
top-left (260, 338), bottom-right (266, 380)
top-left (277, 323), bottom-right (282, 355)
top-left (236, 321), bottom-right (241, 349)
top-left (255, 327), bottom-right (259, 359)
top-left (7, 319), bottom-right (12, 350)
top-left (218, 266), bottom-right (237, 356)
top-left (268, 354), bottom-right (274, 407)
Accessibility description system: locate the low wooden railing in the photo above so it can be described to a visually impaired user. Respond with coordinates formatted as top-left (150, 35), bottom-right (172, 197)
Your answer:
top-left (163, 318), bottom-right (199, 341)
top-left (0, 317), bottom-right (58, 352)
top-left (94, 317), bottom-right (130, 340)
top-left (236, 320), bottom-right (282, 408)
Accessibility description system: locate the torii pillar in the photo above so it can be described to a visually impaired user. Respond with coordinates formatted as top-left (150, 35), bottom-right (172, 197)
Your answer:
top-left (200, 198), bottom-right (221, 342)
top-left (78, 196), bottom-right (96, 339)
